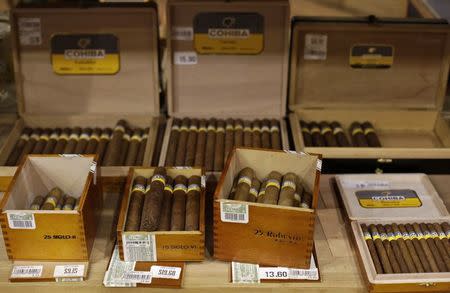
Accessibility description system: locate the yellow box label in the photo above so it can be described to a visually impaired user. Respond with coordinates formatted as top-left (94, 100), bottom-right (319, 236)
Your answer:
top-left (350, 45), bottom-right (394, 69)
top-left (356, 189), bottom-right (422, 208)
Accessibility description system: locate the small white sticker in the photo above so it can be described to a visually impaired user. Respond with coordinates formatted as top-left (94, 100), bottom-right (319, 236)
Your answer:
top-left (172, 27), bottom-right (194, 41)
top-left (122, 271), bottom-right (152, 284)
top-left (258, 267), bottom-right (289, 280)
top-left (304, 34), bottom-right (327, 60)
top-left (103, 246), bottom-right (137, 288)
top-left (288, 256), bottom-right (319, 280)
top-left (11, 265), bottom-right (43, 278)
top-left (18, 18), bottom-right (42, 46)
top-left (53, 264), bottom-right (85, 278)
top-left (55, 277), bottom-right (83, 282)
top-left (231, 262), bottom-right (260, 284)
top-left (122, 234), bottom-right (157, 262)
top-left (316, 159), bottom-right (322, 172)
top-left (220, 202), bottom-right (249, 224)
top-left (343, 180), bottom-right (390, 189)
top-left (7, 212), bottom-right (36, 229)
top-left (174, 51), bottom-right (198, 65)
top-left (150, 266), bottom-right (181, 279)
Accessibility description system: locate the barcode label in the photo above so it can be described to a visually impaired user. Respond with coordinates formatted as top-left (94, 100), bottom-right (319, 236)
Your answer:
top-left (122, 234), bottom-right (157, 262)
top-left (122, 271), bottom-right (152, 284)
top-left (220, 202), bottom-right (249, 224)
top-left (174, 51), bottom-right (198, 65)
top-left (289, 268), bottom-right (319, 280)
top-left (150, 265), bottom-right (181, 279)
top-left (7, 212), bottom-right (36, 229)
top-left (55, 277), bottom-right (83, 282)
top-left (11, 265), bottom-right (43, 278)
top-left (54, 264), bottom-right (85, 278)
top-left (172, 27), bottom-right (194, 41)
top-left (304, 34), bottom-right (327, 60)
top-left (18, 18), bottom-right (42, 46)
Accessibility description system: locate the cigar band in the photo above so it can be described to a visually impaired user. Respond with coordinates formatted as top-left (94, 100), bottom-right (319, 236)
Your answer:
top-left (80, 133), bottom-right (90, 140)
top-left (123, 134), bottom-right (131, 141)
top-left (216, 126), bottom-right (225, 133)
top-left (100, 133), bottom-right (111, 140)
top-left (20, 133), bottom-right (30, 141)
top-left (235, 124), bottom-right (243, 130)
top-left (226, 124), bottom-right (234, 131)
top-left (266, 179), bottom-right (280, 190)
top-left (258, 189), bottom-right (266, 197)
top-left (409, 231), bottom-right (418, 240)
top-left (174, 184), bottom-right (187, 193)
top-left (190, 125), bottom-right (199, 132)
top-left (294, 193), bottom-right (301, 201)
top-left (59, 134), bottom-right (69, 141)
top-left (438, 232), bottom-right (446, 239)
top-left (198, 127), bottom-right (207, 132)
top-left (207, 125), bottom-right (216, 132)
top-left (281, 180), bottom-right (296, 190)
top-left (55, 206), bottom-right (61, 210)
top-left (131, 184), bottom-right (146, 193)
top-left (300, 202), bottom-right (309, 208)
top-left (114, 125), bottom-right (125, 133)
top-left (142, 134), bottom-right (149, 140)
top-left (90, 134), bottom-right (100, 141)
top-left (44, 196), bottom-right (57, 208)
top-left (180, 126), bottom-right (189, 131)
top-left (164, 185), bottom-right (173, 193)
top-left (371, 231), bottom-right (380, 240)
top-left (63, 204), bottom-right (74, 210)
top-left (69, 133), bottom-right (80, 140)
top-left (270, 126), bottom-right (280, 132)
top-left (50, 133), bottom-right (59, 140)
top-left (188, 184), bottom-right (201, 193)
top-left (249, 188), bottom-right (258, 198)
top-left (430, 231), bottom-right (439, 239)
top-left (379, 232), bottom-right (387, 241)
top-left (402, 232), bottom-right (410, 240)
top-left (352, 128), bottom-right (363, 136)
top-left (364, 128), bottom-right (375, 135)
top-left (243, 126), bottom-right (252, 132)
top-left (333, 127), bottom-right (344, 135)
top-left (252, 126), bottom-right (261, 132)
top-left (423, 231), bottom-right (431, 239)
top-left (261, 126), bottom-right (270, 132)
top-left (363, 231), bottom-right (372, 241)
top-left (131, 134), bottom-right (142, 142)
top-left (301, 127), bottom-right (310, 133)
top-left (151, 175), bottom-right (166, 185)
top-left (310, 127), bottom-right (320, 134)
top-left (40, 134), bottom-right (50, 141)
top-left (171, 125), bottom-right (180, 131)
top-left (30, 204), bottom-right (40, 210)
top-left (416, 232), bottom-right (424, 240)
top-left (394, 231), bottom-right (402, 240)
top-left (237, 176), bottom-right (252, 187)
top-left (387, 232), bottom-right (395, 241)
top-left (30, 133), bottom-right (40, 140)
top-left (321, 127), bottom-right (332, 135)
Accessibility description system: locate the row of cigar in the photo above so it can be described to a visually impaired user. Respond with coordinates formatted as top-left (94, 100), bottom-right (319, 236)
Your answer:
top-left (300, 120), bottom-right (381, 147)
top-left (6, 120), bottom-right (149, 166)
top-left (125, 167), bottom-right (201, 232)
top-left (165, 118), bottom-right (282, 171)
top-left (228, 167), bottom-right (313, 208)
top-left (29, 187), bottom-right (79, 210)
top-left (362, 222), bottom-right (450, 274)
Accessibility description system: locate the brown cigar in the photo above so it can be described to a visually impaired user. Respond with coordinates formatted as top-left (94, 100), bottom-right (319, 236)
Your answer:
top-left (262, 171), bottom-right (282, 205)
top-left (184, 119), bottom-right (199, 166)
top-left (55, 195), bottom-right (66, 210)
top-left (97, 128), bottom-right (112, 165)
top-left (428, 223), bottom-right (450, 271)
top-left (436, 223), bottom-right (450, 257)
top-left (320, 121), bottom-right (338, 147)
top-left (6, 127), bottom-right (33, 166)
top-left (362, 121), bottom-right (381, 147)
top-left (41, 187), bottom-right (64, 210)
top-left (135, 127), bottom-right (149, 166)
top-left (405, 224), bottom-right (432, 272)
top-left (125, 176), bottom-right (147, 231)
top-left (361, 224), bottom-right (383, 274)
top-left (234, 119), bottom-right (244, 148)
top-left (63, 127), bottom-right (82, 154)
top-left (369, 224), bottom-right (393, 274)
top-left (158, 177), bottom-right (173, 231)
top-left (257, 180), bottom-right (267, 203)
top-left (330, 121), bottom-right (350, 147)
top-left (31, 128), bottom-right (52, 154)
top-left (300, 120), bottom-right (313, 147)
top-left (243, 120), bottom-right (252, 147)
top-left (118, 128), bottom-right (132, 165)
top-left (251, 119), bottom-right (262, 148)
top-left (413, 223), bottom-right (440, 272)
top-left (420, 223), bottom-right (447, 272)
top-left (294, 178), bottom-right (303, 207)
top-left (233, 167), bottom-right (255, 202)
top-left (17, 128), bottom-right (42, 163)
top-left (171, 175), bottom-right (188, 231)
top-left (140, 167), bottom-right (167, 231)
top-left (52, 127), bottom-right (71, 154)
top-left (62, 195), bottom-right (76, 211)
top-left (350, 122), bottom-right (369, 147)
top-left (74, 128), bottom-right (92, 154)
top-left (398, 224), bottom-right (425, 273)
top-left (84, 128), bottom-right (102, 155)
top-left (165, 118), bottom-right (181, 166)
top-left (124, 128), bottom-right (143, 166)
top-left (174, 118), bottom-right (190, 166)
top-left (248, 178), bottom-right (261, 203)
top-left (42, 128), bottom-right (61, 154)
top-left (309, 122), bottom-right (325, 147)
top-left (300, 191), bottom-right (313, 209)
top-left (194, 119), bottom-right (207, 167)
top-left (261, 119), bottom-right (271, 149)
top-left (228, 176), bottom-right (238, 200)
top-left (213, 119), bottom-right (225, 171)
top-left (30, 195), bottom-right (45, 210)
top-left (103, 120), bottom-right (128, 166)
top-left (270, 119), bottom-right (281, 150)
top-left (223, 118), bottom-right (235, 163)
top-left (377, 224), bottom-right (402, 273)
top-left (185, 175), bottom-right (201, 231)
top-left (278, 173), bottom-right (298, 207)
top-left (391, 223), bottom-right (418, 273)
top-left (204, 119), bottom-right (217, 172)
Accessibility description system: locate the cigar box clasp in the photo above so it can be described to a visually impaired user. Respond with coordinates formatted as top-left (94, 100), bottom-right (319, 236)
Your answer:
top-left (419, 282), bottom-right (437, 287)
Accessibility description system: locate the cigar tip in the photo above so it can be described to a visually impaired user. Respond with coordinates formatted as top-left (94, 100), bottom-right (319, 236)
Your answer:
top-left (188, 175), bottom-right (202, 185)
top-left (174, 175), bottom-right (188, 185)
top-left (153, 167), bottom-right (167, 176)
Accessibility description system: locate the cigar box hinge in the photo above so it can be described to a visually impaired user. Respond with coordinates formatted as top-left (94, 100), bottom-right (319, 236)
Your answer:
top-left (419, 282), bottom-right (437, 287)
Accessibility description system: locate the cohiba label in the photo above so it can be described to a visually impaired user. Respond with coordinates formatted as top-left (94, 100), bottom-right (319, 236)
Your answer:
top-left (355, 189), bottom-right (422, 208)
top-left (51, 34), bottom-right (119, 74)
top-left (194, 12), bottom-right (264, 55)
top-left (350, 45), bottom-right (394, 69)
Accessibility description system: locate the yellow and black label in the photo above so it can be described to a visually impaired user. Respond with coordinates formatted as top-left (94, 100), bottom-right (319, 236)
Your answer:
top-left (350, 45), bottom-right (394, 69)
top-left (51, 34), bottom-right (119, 75)
top-left (193, 12), bottom-right (264, 55)
top-left (356, 189), bottom-right (422, 208)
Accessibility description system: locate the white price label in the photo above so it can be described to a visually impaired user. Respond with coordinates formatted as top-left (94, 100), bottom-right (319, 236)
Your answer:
top-left (7, 212), bottom-right (36, 229)
top-left (174, 51), bottom-right (198, 65)
top-left (258, 267), bottom-right (289, 280)
top-left (18, 18), bottom-right (42, 46)
top-left (54, 264), bottom-right (85, 278)
top-left (172, 27), bottom-right (194, 41)
top-left (11, 265), bottom-right (43, 278)
top-left (304, 34), bottom-right (327, 60)
top-left (122, 271), bottom-right (152, 284)
top-left (150, 265), bottom-right (181, 279)
top-left (220, 202), bottom-right (249, 224)
top-left (122, 234), bottom-right (157, 262)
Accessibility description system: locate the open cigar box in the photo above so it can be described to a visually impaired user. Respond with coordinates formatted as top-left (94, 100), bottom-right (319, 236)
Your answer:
top-left (160, 0), bottom-right (291, 176)
top-left (288, 16), bottom-right (450, 173)
top-left (0, 2), bottom-right (162, 189)
top-left (336, 173), bottom-right (450, 292)
top-left (0, 154), bottom-right (101, 282)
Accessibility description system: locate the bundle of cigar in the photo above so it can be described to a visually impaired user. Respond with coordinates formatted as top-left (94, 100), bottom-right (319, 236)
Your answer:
top-left (300, 120), bottom-right (381, 147)
top-left (165, 118), bottom-right (282, 171)
top-left (125, 167), bottom-right (202, 232)
top-left (29, 187), bottom-right (80, 210)
top-left (6, 120), bottom-right (150, 166)
top-left (361, 222), bottom-right (450, 274)
top-left (227, 167), bottom-right (313, 208)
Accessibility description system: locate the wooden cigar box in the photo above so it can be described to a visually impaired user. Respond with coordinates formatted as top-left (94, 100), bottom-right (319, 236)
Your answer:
top-left (0, 154), bottom-right (102, 281)
top-left (214, 148), bottom-right (321, 268)
top-left (0, 2), bottom-right (162, 190)
top-left (288, 17), bottom-right (450, 173)
top-left (160, 0), bottom-right (291, 175)
top-left (117, 167), bottom-right (205, 262)
top-left (336, 173), bottom-right (450, 292)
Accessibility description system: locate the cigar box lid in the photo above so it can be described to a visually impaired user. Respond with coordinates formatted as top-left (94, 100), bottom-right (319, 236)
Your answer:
top-left (166, 0), bottom-right (289, 118)
top-left (288, 16), bottom-right (450, 112)
top-left (12, 2), bottom-right (160, 116)
top-left (335, 173), bottom-right (449, 221)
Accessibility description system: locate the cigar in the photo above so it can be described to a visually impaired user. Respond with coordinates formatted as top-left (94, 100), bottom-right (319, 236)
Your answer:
top-left (30, 195), bottom-right (45, 210)
top-left (74, 128), bottom-right (92, 154)
top-left (63, 196), bottom-right (76, 210)
top-left (31, 128), bottom-right (52, 154)
top-left (320, 121), bottom-right (338, 147)
top-left (257, 180), bottom-right (267, 203)
top-left (173, 118), bottom-right (190, 166)
top-left (405, 224), bottom-right (432, 272)
top-left (300, 191), bottom-right (313, 209)
top-left (118, 129), bottom-right (132, 165)
top-left (261, 119), bottom-right (271, 149)
top-left (17, 128), bottom-right (42, 163)
top-left (243, 120), bottom-right (252, 147)
top-left (96, 128), bottom-right (112, 165)
top-left (124, 128), bottom-right (143, 166)
top-left (330, 121), bottom-right (350, 147)
top-left (42, 128), bottom-right (61, 154)
top-left (248, 178), bottom-right (261, 203)
top-left (413, 223), bottom-right (440, 272)
top-left (204, 119), bottom-right (217, 172)
top-left (293, 178), bottom-right (303, 207)
top-left (165, 118), bottom-right (181, 166)
top-left (223, 118), bottom-right (235, 163)
top-left (135, 127), bottom-right (149, 166)
top-left (369, 224), bottom-right (393, 274)
top-left (214, 120), bottom-right (225, 171)
top-left (361, 224), bottom-right (383, 274)
top-left (436, 223), bottom-right (450, 257)
top-left (41, 187), bottom-right (64, 210)
top-left (184, 119), bottom-right (199, 166)
top-left (278, 173), bottom-right (298, 207)
top-left (55, 195), bottom-right (65, 210)
top-left (74, 198), bottom-right (80, 210)
top-left (140, 167), bottom-right (167, 231)
top-left (377, 224), bottom-right (402, 273)
top-left (53, 127), bottom-right (71, 154)
top-left (362, 121), bottom-right (381, 147)
top-left (103, 120), bottom-right (127, 166)
top-left (270, 119), bottom-right (281, 150)
top-left (125, 176), bottom-right (147, 231)
top-left (419, 223), bottom-right (447, 272)
top-left (6, 127), bottom-right (33, 166)
top-left (309, 122), bottom-right (325, 147)
top-left (251, 119), bottom-right (262, 148)
top-left (398, 224), bottom-right (425, 273)
top-left (194, 119), bottom-right (207, 167)
top-left (262, 171), bottom-right (282, 205)
top-left (158, 177), bottom-right (173, 231)
top-left (171, 175), bottom-right (188, 231)
top-left (299, 120), bottom-right (313, 147)
top-left (349, 122), bottom-right (369, 147)
top-left (234, 119), bottom-right (244, 148)
top-left (63, 127), bottom-right (82, 154)
top-left (84, 128), bottom-right (102, 155)
top-left (428, 223), bottom-right (450, 271)
top-left (233, 167), bottom-right (255, 202)
top-left (391, 223), bottom-right (418, 273)
top-left (185, 175), bottom-right (201, 231)
top-left (228, 176), bottom-right (238, 200)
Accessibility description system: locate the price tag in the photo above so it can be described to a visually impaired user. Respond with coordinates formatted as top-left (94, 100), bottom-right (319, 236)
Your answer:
top-left (150, 265), bottom-right (181, 279)
top-left (220, 202), bottom-right (249, 224)
top-left (174, 51), bottom-right (198, 65)
top-left (304, 34), bottom-right (327, 60)
top-left (7, 212), bottom-right (36, 229)
top-left (54, 264), bottom-right (85, 278)
top-left (18, 18), bottom-right (42, 46)
top-left (258, 267), bottom-right (289, 280)
top-left (172, 27), bottom-right (194, 41)
top-left (122, 271), bottom-right (152, 284)
top-left (11, 265), bottom-right (43, 278)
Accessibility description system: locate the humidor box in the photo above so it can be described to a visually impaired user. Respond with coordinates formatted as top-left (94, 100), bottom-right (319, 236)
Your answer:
top-left (288, 17), bottom-right (450, 172)
top-left (117, 167), bottom-right (205, 262)
top-left (336, 173), bottom-right (450, 292)
top-left (214, 148), bottom-right (321, 268)
top-left (0, 2), bottom-right (161, 185)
